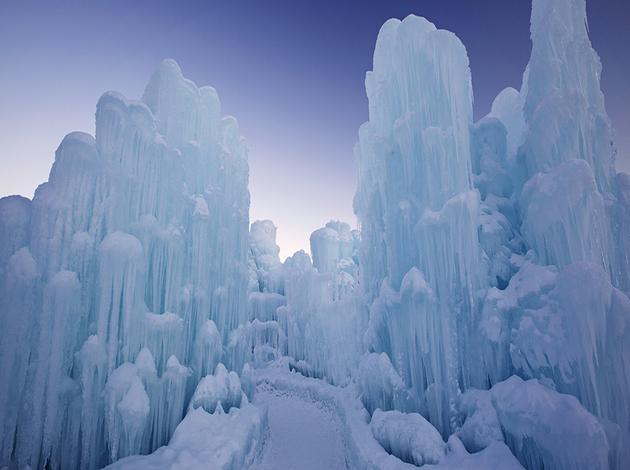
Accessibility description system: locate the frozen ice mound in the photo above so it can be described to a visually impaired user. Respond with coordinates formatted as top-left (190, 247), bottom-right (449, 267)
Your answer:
top-left (106, 404), bottom-right (267, 470)
top-left (370, 409), bottom-right (446, 466)
top-left (357, 352), bottom-right (410, 414)
top-left (189, 363), bottom-right (246, 414)
top-left (459, 376), bottom-right (610, 470)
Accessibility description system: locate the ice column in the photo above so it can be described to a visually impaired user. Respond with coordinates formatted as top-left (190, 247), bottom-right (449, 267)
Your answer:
top-left (354, 15), bottom-right (482, 436)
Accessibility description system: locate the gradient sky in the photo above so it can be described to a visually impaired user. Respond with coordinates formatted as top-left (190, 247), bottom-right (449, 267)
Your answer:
top-left (1, 0), bottom-right (628, 259)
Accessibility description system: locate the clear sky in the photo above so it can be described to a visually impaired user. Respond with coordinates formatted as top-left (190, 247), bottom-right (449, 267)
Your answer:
top-left (1, 0), bottom-right (628, 259)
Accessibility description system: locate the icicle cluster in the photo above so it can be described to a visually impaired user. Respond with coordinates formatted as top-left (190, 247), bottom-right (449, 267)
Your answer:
top-left (0, 59), bottom-right (250, 469)
top-left (354, 1), bottom-right (630, 468)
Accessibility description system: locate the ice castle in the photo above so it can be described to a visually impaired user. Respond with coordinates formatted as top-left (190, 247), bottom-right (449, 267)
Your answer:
top-left (0, 0), bottom-right (628, 469)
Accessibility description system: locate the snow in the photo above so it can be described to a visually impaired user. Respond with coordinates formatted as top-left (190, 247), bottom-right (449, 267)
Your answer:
top-left (107, 405), bottom-right (267, 470)
top-left (252, 385), bottom-right (347, 470)
top-left (248, 362), bottom-right (523, 470)
top-left (188, 363), bottom-right (244, 414)
top-left (370, 409), bottom-right (445, 466)
top-left (492, 376), bottom-right (609, 470)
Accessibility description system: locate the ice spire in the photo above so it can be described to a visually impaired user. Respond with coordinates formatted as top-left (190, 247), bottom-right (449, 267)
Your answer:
top-left (521, 0), bottom-right (616, 193)
top-left (518, 0), bottom-right (620, 277)
top-left (354, 15), bottom-right (482, 436)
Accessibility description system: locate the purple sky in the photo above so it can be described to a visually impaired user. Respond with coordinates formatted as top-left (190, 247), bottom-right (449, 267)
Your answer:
top-left (1, 0), bottom-right (628, 258)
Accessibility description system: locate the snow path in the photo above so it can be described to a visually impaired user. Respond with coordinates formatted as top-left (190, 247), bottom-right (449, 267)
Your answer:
top-left (251, 385), bottom-right (348, 470)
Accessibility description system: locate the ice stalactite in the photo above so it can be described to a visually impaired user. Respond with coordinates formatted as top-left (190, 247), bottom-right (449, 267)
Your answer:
top-left (310, 220), bottom-right (359, 275)
top-left (249, 219), bottom-right (285, 294)
top-left (279, 222), bottom-right (365, 386)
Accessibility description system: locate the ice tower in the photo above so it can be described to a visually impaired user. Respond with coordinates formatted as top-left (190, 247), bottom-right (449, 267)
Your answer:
top-left (354, 15), bottom-right (482, 436)
top-left (0, 59), bottom-right (250, 469)
top-left (355, 1), bottom-right (630, 469)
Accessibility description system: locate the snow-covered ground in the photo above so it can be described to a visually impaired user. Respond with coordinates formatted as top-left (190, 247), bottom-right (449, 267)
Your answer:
top-left (251, 384), bottom-right (347, 470)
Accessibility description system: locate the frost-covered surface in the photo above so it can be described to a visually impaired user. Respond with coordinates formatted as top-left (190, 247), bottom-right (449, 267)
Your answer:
top-left (188, 363), bottom-right (244, 414)
top-left (251, 383), bottom-right (347, 470)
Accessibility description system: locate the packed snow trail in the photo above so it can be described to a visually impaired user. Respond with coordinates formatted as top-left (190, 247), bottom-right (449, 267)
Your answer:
top-left (251, 385), bottom-right (348, 470)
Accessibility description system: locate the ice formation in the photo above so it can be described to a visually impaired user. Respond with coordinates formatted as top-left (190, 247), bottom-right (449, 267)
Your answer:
top-left (354, 13), bottom-right (483, 437)
top-left (352, 0), bottom-right (630, 468)
top-left (370, 409), bottom-right (446, 466)
top-left (1, 0), bottom-right (629, 469)
top-left (106, 404), bottom-right (267, 470)
top-left (0, 59), bottom-right (250, 469)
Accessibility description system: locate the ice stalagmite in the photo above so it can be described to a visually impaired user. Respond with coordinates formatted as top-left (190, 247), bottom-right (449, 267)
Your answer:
top-left (0, 59), bottom-right (250, 469)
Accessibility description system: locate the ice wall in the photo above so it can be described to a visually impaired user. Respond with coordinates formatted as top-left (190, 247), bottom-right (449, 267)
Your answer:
top-left (241, 220), bottom-right (365, 387)
top-left (354, 15), bottom-right (483, 436)
top-left (355, 3), bottom-right (630, 469)
top-left (279, 249), bottom-right (366, 385)
top-left (227, 220), bottom-right (287, 375)
top-left (0, 59), bottom-right (250, 469)
top-left (492, 0), bottom-right (630, 465)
